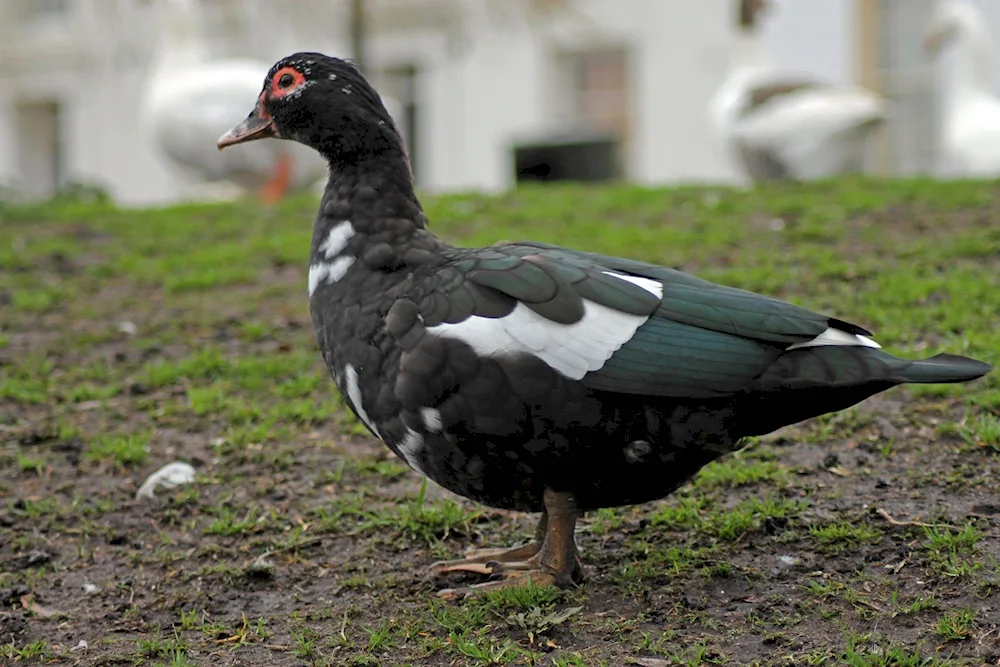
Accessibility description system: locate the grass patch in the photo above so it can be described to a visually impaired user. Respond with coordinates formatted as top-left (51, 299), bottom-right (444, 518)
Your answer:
top-left (934, 608), bottom-right (977, 641)
top-left (364, 479), bottom-right (483, 544)
top-left (0, 639), bottom-right (56, 662)
top-left (693, 455), bottom-right (789, 490)
top-left (921, 524), bottom-right (984, 578)
top-left (204, 505), bottom-right (268, 536)
top-left (809, 520), bottom-right (883, 554)
top-left (841, 632), bottom-right (941, 666)
top-left (85, 431), bottom-right (151, 467)
top-left (960, 413), bottom-right (1000, 452)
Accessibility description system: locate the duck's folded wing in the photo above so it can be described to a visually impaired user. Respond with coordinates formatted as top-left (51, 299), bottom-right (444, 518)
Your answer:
top-left (506, 243), bottom-right (879, 397)
top-left (389, 243), bottom-right (878, 400)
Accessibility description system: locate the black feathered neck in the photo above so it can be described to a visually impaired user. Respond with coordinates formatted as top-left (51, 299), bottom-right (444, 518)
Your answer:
top-left (259, 53), bottom-right (442, 278)
top-left (261, 52), bottom-right (430, 249)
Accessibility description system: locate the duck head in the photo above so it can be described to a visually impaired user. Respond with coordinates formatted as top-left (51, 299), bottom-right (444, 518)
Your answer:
top-left (218, 52), bottom-right (404, 167)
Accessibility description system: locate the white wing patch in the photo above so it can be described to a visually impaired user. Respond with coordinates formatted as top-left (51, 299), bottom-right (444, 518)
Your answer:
top-left (398, 427), bottom-right (424, 471)
top-left (319, 221), bottom-right (356, 258)
top-left (308, 221), bottom-right (357, 296)
top-left (786, 326), bottom-right (882, 351)
top-left (426, 271), bottom-right (663, 380)
top-left (420, 407), bottom-right (442, 433)
top-left (344, 364), bottom-right (382, 440)
top-left (602, 271), bottom-right (664, 298)
top-left (308, 256), bottom-right (355, 296)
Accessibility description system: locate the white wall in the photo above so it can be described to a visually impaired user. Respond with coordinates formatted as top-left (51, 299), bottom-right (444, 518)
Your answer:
top-left (380, 0), bottom-right (746, 191)
top-left (629, 0), bottom-right (738, 184)
top-left (0, 0), bottom-right (204, 204)
top-left (763, 0), bottom-right (855, 85)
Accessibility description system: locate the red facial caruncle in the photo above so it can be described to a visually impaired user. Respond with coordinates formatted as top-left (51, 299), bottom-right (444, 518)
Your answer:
top-left (269, 66), bottom-right (307, 99)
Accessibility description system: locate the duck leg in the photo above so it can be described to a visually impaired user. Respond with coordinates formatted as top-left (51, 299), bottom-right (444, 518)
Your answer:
top-left (258, 153), bottom-right (293, 204)
top-left (435, 489), bottom-right (583, 600)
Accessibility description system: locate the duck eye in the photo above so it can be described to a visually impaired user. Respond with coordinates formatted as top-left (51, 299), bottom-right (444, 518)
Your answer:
top-left (278, 73), bottom-right (295, 89)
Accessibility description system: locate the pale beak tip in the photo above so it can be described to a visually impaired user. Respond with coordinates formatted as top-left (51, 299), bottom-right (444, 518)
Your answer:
top-left (217, 131), bottom-right (234, 151)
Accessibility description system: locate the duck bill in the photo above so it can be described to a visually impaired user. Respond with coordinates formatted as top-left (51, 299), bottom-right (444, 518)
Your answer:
top-left (217, 107), bottom-right (276, 150)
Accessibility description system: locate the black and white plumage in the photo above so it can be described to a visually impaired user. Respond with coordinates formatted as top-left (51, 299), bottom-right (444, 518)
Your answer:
top-left (218, 52), bottom-right (992, 598)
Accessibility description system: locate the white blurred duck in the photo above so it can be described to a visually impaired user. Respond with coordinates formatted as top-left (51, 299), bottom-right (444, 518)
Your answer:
top-left (139, 0), bottom-right (327, 203)
top-left (924, 0), bottom-right (1000, 178)
top-left (711, 0), bottom-right (888, 182)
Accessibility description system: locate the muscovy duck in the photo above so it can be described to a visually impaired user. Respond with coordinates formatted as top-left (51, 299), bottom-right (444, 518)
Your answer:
top-left (218, 53), bottom-right (991, 599)
top-left (711, 0), bottom-right (888, 182)
top-left (923, 0), bottom-right (1000, 179)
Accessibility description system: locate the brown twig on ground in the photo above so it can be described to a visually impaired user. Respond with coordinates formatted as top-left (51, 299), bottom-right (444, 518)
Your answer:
top-left (875, 507), bottom-right (957, 530)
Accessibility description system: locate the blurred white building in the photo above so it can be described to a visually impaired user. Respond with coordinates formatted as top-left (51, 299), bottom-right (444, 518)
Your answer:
top-left (0, 0), bottom-right (995, 205)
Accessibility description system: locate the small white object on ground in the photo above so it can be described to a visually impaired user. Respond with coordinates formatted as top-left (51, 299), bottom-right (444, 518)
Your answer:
top-left (136, 462), bottom-right (196, 500)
